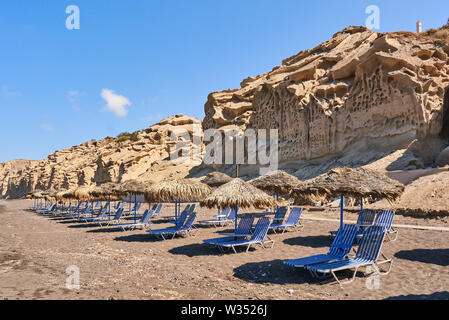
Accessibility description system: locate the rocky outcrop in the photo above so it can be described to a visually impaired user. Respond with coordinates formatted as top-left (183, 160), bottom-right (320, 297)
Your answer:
top-left (3, 26), bottom-right (449, 198)
top-left (1, 115), bottom-right (202, 199)
top-left (203, 26), bottom-right (449, 170)
top-left (0, 160), bottom-right (39, 198)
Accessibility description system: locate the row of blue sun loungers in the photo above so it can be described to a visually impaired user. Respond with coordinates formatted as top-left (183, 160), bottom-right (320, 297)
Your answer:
top-left (284, 209), bottom-right (396, 284)
top-left (329, 209), bottom-right (398, 241)
top-left (29, 200), bottom-right (396, 285)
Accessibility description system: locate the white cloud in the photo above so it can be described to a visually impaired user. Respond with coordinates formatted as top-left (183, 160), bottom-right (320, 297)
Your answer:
top-left (40, 124), bottom-right (55, 132)
top-left (101, 89), bottom-right (131, 117)
top-left (1, 85), bottom-right (21, 97)
top-left (68, 90), bottom-right (81, 111)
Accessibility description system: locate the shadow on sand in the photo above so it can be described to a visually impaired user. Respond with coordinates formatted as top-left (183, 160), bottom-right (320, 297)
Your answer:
top-left (232, 259), bottom-right (321, 285)
top-left (233, 259), bottom-right (370, 285)
top-left (282, 235), bottom-right (332, 248)
top-left (385, 291), bottom-right (449, 300)
top-left (168, 243), bottom-right (221, 257)
top-left (114, 233), bottom-right (163, 243)
top-left (394, 248), bottom-right (449, 267)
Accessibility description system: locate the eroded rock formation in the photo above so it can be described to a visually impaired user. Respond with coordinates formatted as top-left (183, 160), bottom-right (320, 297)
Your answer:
top-left (203, 27), bottom-right (449, 167)
top-left (2, 26), bottom-right (449, 198)
top-left (0, 115), bottom-right (202, 199)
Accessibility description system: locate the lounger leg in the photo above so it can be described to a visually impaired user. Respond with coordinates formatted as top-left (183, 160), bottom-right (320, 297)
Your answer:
top-left (376, 253), bottom-right (393, 275)
top-left (330, 267), bottom-right (357, 285)
top-left (232, 246), bottom-right (238, 254)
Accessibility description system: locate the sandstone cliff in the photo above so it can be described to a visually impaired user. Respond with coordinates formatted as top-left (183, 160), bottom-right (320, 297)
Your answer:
top-left (0, 115), bottom-right (202, 199)
top-left (2, 26), bottom-right (449, 198)
top-left (203, 26), bottom-right (449, 177)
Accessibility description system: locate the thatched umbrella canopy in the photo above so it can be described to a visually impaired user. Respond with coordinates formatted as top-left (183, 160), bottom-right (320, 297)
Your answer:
top-left (200, 178), bottom-right (277, 210)
top-left (249, 170), bottom-right (301, 195)
top-left (291, 167), bottom-right (405, 247)
top-left (201, 172), bottom-right (233, 187)
top-left (89, 182), bottom-right (121, 199)
top-left (41, 189), bottom-right (59, 202)
top-left (73, 185), bottom-right (96, 201)
top-left (144, 179), bottom-right (211, 203)
top-left (62, 189), bottom-right (78, 201)
top-left (55, 189), bottom-right (77, 202)
top-left (290, 167), bottom-right (405, 202)
top-left (144, 178), bottom-right (211, 221)
top-left (27, 191), bottom-right (43, 199)
top-left (115, 179), bottom-right (153, 196)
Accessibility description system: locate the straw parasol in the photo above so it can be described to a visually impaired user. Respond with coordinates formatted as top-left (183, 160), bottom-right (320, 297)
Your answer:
top-left (27, 191), bottom-right (43, 199)
top-left (55, 189), bottom-right (73, 202)
top-left (201, 172), bottom-right (233, 187)
top-left (41, 189), bottom-right (59, 202)
top-left (249, 170), bottom-right (301, 195)
top-left (115, 179), bottom-right (153, 196)
top-left (115, 180), bottom-right (153, 222)
top-left (89, 182), bottom-right (121, 199)
top-left (73, 185), bottom-right (96, 201)
top-left (290, 167), bottom-right (404, 202)
top-left (144, 179), bottom-right (211, 203)
top-left (200, 178), bottom-right (277, 210)
top-left (144, 178), bottom-right (212, 221)
top-left (249, 170), bottom-right (301, 220)
top-left (200, 178), bottom-right (277, 232)
top-left (290, 167), bottom-right (405, 246)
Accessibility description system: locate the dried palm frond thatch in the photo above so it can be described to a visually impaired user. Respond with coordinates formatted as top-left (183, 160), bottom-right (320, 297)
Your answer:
top-left (40, 189), bottom-right (59, 201)
top-left (55, 189), bottom-right (72, 201)
top-left (89, 182), bottom-right (120, 197)
top-left (144, 179), bottom-right (212, 203)
top-left (200, 178), bottom-right (277, 210)
top-left (115, 179), bottom-right (153, 195)
top-left (201, 172), bottom-right (233, 187)
top-left (73, 185), bottom-right (96, 201)
top-left (249, 170), bottom-right (301, 194)
top-left (27, 191), bottom-right (43, 199)
top-left (290, 167), bottom-right (405, 202)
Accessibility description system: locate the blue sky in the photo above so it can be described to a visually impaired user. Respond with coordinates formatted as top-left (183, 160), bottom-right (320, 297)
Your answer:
top-left (0, 0), bottom-right (448, 162)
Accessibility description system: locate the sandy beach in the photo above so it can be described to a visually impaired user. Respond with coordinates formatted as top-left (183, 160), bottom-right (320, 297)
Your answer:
top-left (0, 199), bottom-right (448, 300)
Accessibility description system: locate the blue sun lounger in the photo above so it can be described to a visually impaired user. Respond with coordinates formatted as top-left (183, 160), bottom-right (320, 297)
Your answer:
top-left (198, 207), bottom-right (233, 227)
top-left (146, 211), bottom-right (189, 238)
top-left (307, 226), bottom-right (393, 284)
top-left (37, 204), bottom-right (56, 215)
top-left (100, 208), bottom-right (124, 226)
top-left (115, 209), bottom-right (154, 231)
top-left (123, 202), bottom-right (142, 215)
top-left (373, 210), bottom-right (397, 241)
top-left (284, 224), bottom-right (359, 269)
top-left (80, 203), bottom-right (110, 222)
top-left (204, 215), bottom-right (254, 246)
top-left (330, 210), bottom-right (377, 237)
top-left (213, 217), bottom-right (274, 253)
top-left (147, 212), bottom-right (197, 239)
top-left (269, 207), bottom-right (303, 233)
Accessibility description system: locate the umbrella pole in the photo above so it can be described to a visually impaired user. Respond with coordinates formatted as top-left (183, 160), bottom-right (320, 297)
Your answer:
top-left (360, 197), bottom-right (363, 224)
top-left (175, 200), bottom-right (178, 221)
top-left (235, 201), bottom-right (238, 233)
top-left (134, 193), bottom-right (137, 223)
top-left (108, 196), bottom-right (111, 220)
top-left (340, 194), bottom-right (344, 237)
top-left (275, 191), bottom-right (279, 219)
